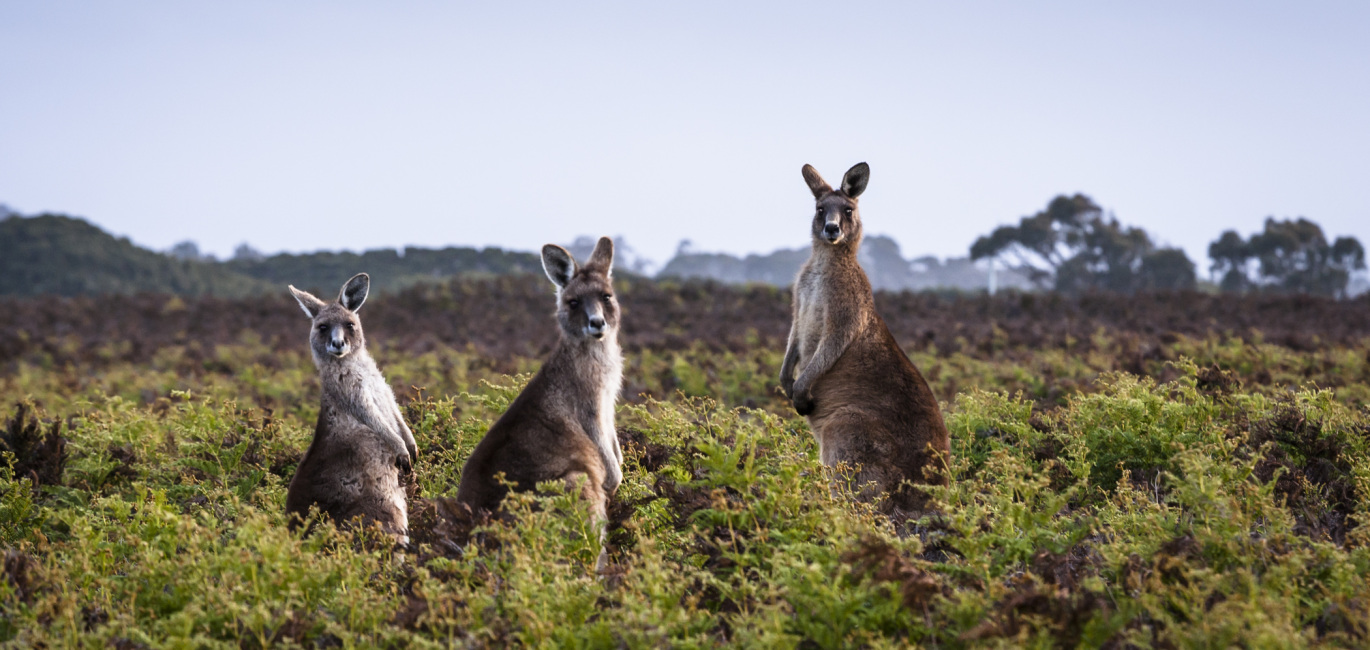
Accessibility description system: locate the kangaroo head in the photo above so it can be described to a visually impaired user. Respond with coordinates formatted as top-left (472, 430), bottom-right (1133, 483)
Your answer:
top-left (801, 162), bottom-right (869, 247)
top-left (542, 237), bottom-right (619, 343)
top-left (288, 273), bottom-right (370, 362)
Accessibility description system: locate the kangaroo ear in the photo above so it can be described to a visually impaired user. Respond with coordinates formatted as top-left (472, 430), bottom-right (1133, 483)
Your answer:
top-left (339, 273), bottom-right (370, 312)
top-left (542, 244), bottom-right (577, 288)
top-left (586, 236), bottom-right (615, 276)
top-left (841, 162), bottom-right (869, 198)
top-left (289, 285), bottom-right (326, 319)
top-left (801, 164), bottom-right (832, 199)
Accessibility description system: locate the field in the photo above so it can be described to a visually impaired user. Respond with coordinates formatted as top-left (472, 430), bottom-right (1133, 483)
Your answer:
top-left (3, 276), bottom-right (1370, 648)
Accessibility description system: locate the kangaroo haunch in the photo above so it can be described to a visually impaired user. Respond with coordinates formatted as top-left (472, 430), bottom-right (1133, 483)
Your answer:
top-left (455, 236), bottom-right (624, 556)
top-left (781, 162), bottom-right (951, 516)
top-left (285, 273), bottom-right (417, 543)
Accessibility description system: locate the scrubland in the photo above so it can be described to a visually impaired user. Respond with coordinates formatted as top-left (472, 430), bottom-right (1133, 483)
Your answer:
top-left (2, 277), bottom-right (1369, 647)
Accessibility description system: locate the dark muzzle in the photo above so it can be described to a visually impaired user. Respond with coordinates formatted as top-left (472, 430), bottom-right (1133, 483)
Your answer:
top-left (588, 315), bottom-right (606, 338)
top-left (327, 337), bottom-right (348, 355)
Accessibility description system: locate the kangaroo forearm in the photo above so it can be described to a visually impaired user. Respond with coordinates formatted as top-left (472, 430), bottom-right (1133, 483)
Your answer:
top-left (392, 404), bottom-right (417, 449)
top-left (601, 447), bottom-right (623, 493)
top-left (794, 337), bottom-right (847, 395)
top-left (779, 346), bottom-right (798, 384)
top-left (779, 330), bottom-right (801, 391)
top-left (397, 418), bottom-right (418, 463)
top-left (350, 400), bottom-right (410, 459)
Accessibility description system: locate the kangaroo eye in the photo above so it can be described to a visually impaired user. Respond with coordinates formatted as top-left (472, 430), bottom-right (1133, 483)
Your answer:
top-left (845, 208), bottom-right (853, 215)
top-left (345, 323), bottom-right (355, 330)
top-left (317, 324), bottom-right (328, 331)
top-left (568, 299), bottom-right (581, 309)
top-left (602, 293), bottom-right (612, 302)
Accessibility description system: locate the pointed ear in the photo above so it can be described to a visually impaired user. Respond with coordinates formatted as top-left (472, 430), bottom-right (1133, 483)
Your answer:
top-left (586, 236), bottom-right (615, 276)
top-left (542, 244), bottom-right (576, 288)
top-left (339, 273), bottom-right (370, 312)
top-left (841, 162), bottom-right (869, 198)
top-left (289, 285), bottom-right (326, 319)
top-left (801, 164), bottom-right (832, 199)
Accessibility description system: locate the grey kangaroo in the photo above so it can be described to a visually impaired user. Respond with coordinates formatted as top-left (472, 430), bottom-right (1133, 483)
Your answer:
top-left (455, 237), bottom-right (623, 542)
top-left (285, 273), bottom-right (417, 543)
top-left (780, 162), bottom-right (950, 516)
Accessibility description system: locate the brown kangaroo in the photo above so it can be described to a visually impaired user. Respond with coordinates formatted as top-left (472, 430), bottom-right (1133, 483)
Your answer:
top-left (780, 162), bottom-right (950, 516)
top-left (285, 273), bottom-right (417, 543)
top-left (455, 237), bottom-right (623, 537)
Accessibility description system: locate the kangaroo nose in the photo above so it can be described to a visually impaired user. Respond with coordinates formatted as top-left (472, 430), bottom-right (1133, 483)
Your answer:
top-left (823, 223), bottom-right (841, 236)
top-left (589, 316), bottom-right (606, 329)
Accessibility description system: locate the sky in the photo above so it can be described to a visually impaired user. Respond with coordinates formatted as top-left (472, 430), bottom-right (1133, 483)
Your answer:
top-left (2, 1), bottom-right (1367, 273)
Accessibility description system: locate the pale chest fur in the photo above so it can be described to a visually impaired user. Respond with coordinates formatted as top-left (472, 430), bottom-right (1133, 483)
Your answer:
top-left (794, 260), bottom-right (831, 363)
top-left (319, 353), bottom-right (400, 438)
top-left (582, 341), bottom-right (623, 461)
top-left (793, 252), bottom-right (874, 370)
top-left (545, 339), bottom-right (624, 491)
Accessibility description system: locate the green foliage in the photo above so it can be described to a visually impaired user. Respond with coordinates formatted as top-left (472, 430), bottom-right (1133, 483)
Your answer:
top-left (3, 335), bottom-right (1369, 646)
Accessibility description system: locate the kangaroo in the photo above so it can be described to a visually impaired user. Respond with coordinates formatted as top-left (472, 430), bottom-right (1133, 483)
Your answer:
top-left (285, 273), bottom-right (417, 544)
top-left (455, 237), bottom-right (623, 544)
top-left (780, 162), bottom-right (950, 516)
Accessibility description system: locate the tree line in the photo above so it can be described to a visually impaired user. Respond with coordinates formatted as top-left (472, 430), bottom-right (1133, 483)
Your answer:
top-left (2, 201), bottom-right (1365, 298)
top-left (0, 213), bottom-right (542, 298)
top-left (970, 194), bottom-right (1365, 297)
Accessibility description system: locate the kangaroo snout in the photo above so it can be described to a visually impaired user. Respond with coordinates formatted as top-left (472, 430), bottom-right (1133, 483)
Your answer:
top-left (823, 222), bottom-right (842, 242)
top-left (327, 336), bottom-right (349, 356)
top-left (587, 315), bottom-right (607, 338)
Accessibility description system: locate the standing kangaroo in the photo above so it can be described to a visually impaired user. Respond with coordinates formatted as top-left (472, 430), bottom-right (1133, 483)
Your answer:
top-left (780, 162), bottom-right (950, 516)
top-left (285, 273), bottom-right (417, 544)
top-left (455, 237), bottom-right (623, 537)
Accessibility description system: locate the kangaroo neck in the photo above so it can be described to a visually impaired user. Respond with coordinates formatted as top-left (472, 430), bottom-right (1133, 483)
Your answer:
top-left (316, 349), bottom-right (387, 413)
top-left (316, 346), bottom-right (376, 376)
top-left (544, 334), bottom-right (622, 410)
top-left (811, 237), bottom-right (862, 269)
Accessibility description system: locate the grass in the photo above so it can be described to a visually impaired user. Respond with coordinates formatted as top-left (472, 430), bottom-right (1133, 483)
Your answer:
top-left (2, 334), bottom-right (1369, 647)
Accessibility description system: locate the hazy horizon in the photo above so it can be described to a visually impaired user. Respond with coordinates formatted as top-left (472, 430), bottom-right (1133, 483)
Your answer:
top-left (3, 2), bottom-right (1367, 268)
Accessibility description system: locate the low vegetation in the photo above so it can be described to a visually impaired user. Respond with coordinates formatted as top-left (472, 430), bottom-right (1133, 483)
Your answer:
top-left (2, 280), bottom-right (1369, 647)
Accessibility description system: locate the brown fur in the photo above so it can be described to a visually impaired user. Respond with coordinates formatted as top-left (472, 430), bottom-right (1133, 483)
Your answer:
top-left (285, 274), bottom-right (416, 543)
top-left (455, 237), bottom-right (624, 534)
top-left (781, 163), bottom-right (951, 515)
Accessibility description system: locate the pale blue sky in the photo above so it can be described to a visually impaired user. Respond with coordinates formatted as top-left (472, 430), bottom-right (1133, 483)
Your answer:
top-left (2, 1), bottom-right (1367, 272)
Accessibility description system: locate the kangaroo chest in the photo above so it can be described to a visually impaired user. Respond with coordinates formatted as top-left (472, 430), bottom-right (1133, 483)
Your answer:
top-left (581, 355), bottom-right (622, 456)
top-left (794, 265), bottom-right (840, 362)
top-left (323, 359), bottom-right (398, 439)
top-left (545, 343), bottom-right (622, 463)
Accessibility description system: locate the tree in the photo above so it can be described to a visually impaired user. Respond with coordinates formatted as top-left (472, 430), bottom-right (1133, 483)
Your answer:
top-left (168, 240), bottom-right (214, 262)
top-left (1207, 218), bottom-right (1366, 297)
top-left (1207, 230), bottom-right (1253, 293)
top-left (970, 194), bottom-right (1196, 293)
top-left (857, 235), bottom-right (914, 291)
top-left (233, 243), bottom-right (265, 262)
top-left (1138, 248), bottom-right (1197, 291)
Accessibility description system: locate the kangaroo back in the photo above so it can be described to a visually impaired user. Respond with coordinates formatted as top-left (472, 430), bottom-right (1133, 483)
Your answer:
top-left (780, 163), bottom-right (950, 516)
top-left (284, 274), bottom-right (417, 543)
